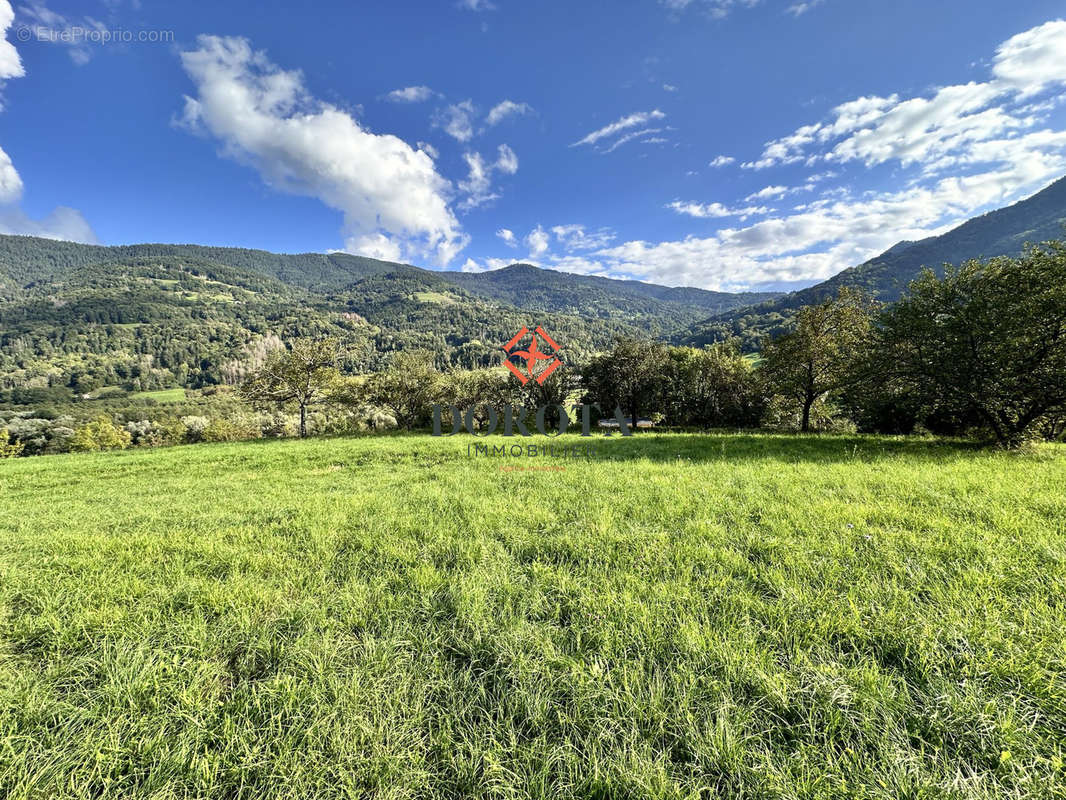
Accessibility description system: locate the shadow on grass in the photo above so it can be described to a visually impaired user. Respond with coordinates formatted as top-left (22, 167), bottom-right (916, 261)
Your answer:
top-left (577, 431), bottom-right (990, 465)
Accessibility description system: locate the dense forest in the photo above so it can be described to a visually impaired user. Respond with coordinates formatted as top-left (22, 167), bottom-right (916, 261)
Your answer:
top-left (0, 234), bottom-right (773, 396)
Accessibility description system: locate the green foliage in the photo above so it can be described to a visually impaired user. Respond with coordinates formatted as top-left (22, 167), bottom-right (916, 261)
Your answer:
top-left (240, 339), bottom-right (342, 438)
top-left (0, 236), bottom-right (776, 394)
top-left (873, 243), bottom-right (1066, 448)
top-left (582, 338), bottom-right (669, 427)
top-left (0, 433), bottom-right (1064, 797)
top-left (70, 415), bottom-right (132, 452)
top-left (360, 351), bottom-right (443, 430)
top-left (0, 431), bottom-right (23, 458)
top-left (760, 288), bottom-right (875, 432)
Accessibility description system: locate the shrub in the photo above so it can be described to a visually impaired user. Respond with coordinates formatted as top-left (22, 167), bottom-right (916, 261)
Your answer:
top-left (71, 416), bottom-right (133, 452)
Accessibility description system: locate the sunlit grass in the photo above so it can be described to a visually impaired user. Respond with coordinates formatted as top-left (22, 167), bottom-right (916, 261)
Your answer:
top-left (1, 433), bottom-right (1064, 798)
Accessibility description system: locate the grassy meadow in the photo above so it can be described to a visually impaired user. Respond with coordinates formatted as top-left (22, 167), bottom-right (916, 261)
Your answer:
top-left (0, 432), bottom-right (1064, 798)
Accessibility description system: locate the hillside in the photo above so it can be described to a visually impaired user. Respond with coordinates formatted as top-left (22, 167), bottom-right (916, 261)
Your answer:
top-left (447, 263), bottom-right (777, 323)
top-left (680, 174), bottom-right (1066, 348)
top-left (0, 236), bottom-right (774, 396)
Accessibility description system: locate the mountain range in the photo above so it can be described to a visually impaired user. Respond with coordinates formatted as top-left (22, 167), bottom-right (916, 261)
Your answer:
top-left (1, 173), bottom-right (1064, 395)
top-left (0, 235), bottom-right (774, 393)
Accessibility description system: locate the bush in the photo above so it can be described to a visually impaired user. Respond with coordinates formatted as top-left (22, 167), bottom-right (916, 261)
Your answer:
top-left (201, 418), bottom-right (257, 443)
top-left (71, 416), bottom-right (132, 452)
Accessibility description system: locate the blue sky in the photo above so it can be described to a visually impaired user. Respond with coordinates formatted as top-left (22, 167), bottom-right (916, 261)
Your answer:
top-left (1, 0), bottom-right (1066, 291)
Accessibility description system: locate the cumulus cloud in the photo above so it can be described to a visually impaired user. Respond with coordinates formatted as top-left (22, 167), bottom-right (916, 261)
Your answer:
top-left (992, 19), bottom-right (1066, 97)
top-left (486, 100), bottom-right (533, 126)
top-left (572, 110), bottom-right (666, 147)
top-left (433, 99), bottom-right (476, 142)
top-left (0, 0), bottom-right (25, 80)
top-left (458, 144), bottom-right (519, 210)
top-left (0, 143), bottom-right (21, 202)
top-left (178, 35), bottom-right (466, 266)
top-left (525, 225), bottom-right (550, 257)
top-left (385, 85), bottom-right (435, 103)
top-left (709, 155), bottom-right (735, 168)
top-left (745, 185), bottom-right (790, 201)
top-left (496, 228), bottom-right (517, 246)
top-left (594, 165), bottom-right (1062, 290)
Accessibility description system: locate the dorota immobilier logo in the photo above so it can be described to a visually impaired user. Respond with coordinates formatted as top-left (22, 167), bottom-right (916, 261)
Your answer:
top-left (502, 326), bottom-right (563, 385)
top-left (432, 326), bottom-right (634, 439)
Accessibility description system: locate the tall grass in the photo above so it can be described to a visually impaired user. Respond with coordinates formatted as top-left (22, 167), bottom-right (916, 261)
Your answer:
top-left (1, 433), bottom-right (1064, 798)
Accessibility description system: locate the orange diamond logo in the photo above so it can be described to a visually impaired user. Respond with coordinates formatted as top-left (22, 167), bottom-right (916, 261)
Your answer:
top-left (502, 326), bottom-right (563, 385)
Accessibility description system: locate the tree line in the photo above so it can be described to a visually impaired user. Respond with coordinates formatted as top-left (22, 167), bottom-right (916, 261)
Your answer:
top-left (3, 242), bottom-right (1064, 455)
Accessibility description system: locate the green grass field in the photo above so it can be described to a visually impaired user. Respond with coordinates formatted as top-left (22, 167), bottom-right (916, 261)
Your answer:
top-left (1, 433), bottom-right (1064, 798)
top-left (128, 388), bottom-right (188, 404)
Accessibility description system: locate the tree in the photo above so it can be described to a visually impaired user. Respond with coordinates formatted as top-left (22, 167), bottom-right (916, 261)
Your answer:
top-left (875, 243), bottom-right (1066, 448)
top-left (362, 351), bottom-right (442, 430)
top-left (71, 416), bottom-right (133, 452)
top-left (660, 343), bottom-right (766, 428)
top-left (239, 338), bottom-right (341, 438)
top-left (581, 338), bottom-right (668, 429)
top-left (760, 288), bottom-right (874, 432)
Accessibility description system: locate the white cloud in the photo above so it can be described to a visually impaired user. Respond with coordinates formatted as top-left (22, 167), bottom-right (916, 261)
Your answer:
top-left (385, 85), bottom-right (434, 103)
top-left (992, 19), bottom-right (1066, 97)
top-left (595, 165), bottom-right (1062, 290)
top-left (787, 0), bottom-right (825, 17)
top-left (743, 21), bottom-right (1066, 175)
top-left (666, 200), bottom-right (770, 220)
top-left (486, 100), bottom-right (533, 126)
top-left (179, 35), bottom-right (466, 266)
top-left (458, 0), bottom-right (495, 10)
top-left (663, 83), bottom-right (678, 93)
top-left (525, 225), bottom-right (550, 257)
top-left (0, 2), bottom-right (95, 242)
top-left (434, 99), bottom-right (476, 142)
top-left (604, 126), bottom-right (667, 153)
top-left (572, 110), bottom-right (666, 147)
top-left (0, 0), bottom-right (25, 80)
top-left (496, 143), bottom-right (518, 174)
top-left (346, 232), bottom-right (403, 262)
top-left (658, 0), bottom-right (762, 21)
top-left (496, 228), bottom-right (517, 246)
top-left (460, 257), bottom-right (487, 272)
top-left (417, 141), bottom-right (439, 159)
top-left (0, 142), bottom-right (21, 202)
top-left (745, 185), bottom-right (789, 200)
top-left (709, 155), bottom-right (735, 168)
top-left (0, 202), bottom-right (98, 243)
top-left (458, 144), bottom-right (519, 210)
top-left (551, 224), bottom-right (615, 251)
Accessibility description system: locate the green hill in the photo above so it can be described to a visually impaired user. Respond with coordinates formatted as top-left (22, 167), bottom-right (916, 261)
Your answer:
top-left (0, 236), bottom-right (773, 395)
